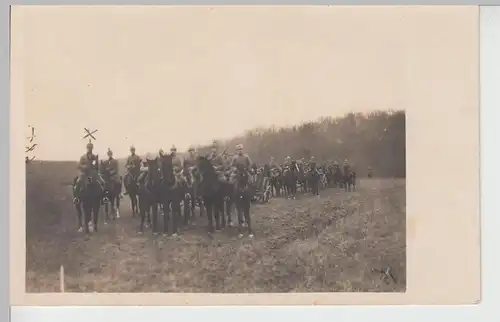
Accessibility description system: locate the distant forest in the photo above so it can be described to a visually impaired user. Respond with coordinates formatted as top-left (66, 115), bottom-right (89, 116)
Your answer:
top-left (195, 110), bottom-right (405, 178)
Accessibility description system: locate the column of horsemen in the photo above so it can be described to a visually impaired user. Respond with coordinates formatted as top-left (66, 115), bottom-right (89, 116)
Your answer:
top-left (71, 139), bottom-right (357, 235)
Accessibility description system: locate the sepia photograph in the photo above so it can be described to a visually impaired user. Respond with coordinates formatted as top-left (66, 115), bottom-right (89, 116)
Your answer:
top-left (21, 5), bottom-right (406, 294)
top-left (11, 5), bottom-right (481, 305)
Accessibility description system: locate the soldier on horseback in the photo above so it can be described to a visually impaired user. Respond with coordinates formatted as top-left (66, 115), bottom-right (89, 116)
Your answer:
top-left (137, 152), bottom-right (155, 183)
top-left (73, 141), bottom-right (105, 202)
top-left (123, 145), bottom-right (141, 195)
top-left (343, 158), bottom-right (351, 174)
top-left (207, 141), bottom-right (226, 180)
top-left (310, 156), bottom-right (319, 172)
top-left (101, 148), bottom-right (122, 198)
top-left (231, 144), bottom-right (253, 182)
top-left (183, 146), bottom-right (197, 168)
top-left (284, 156), bottom-right (292, 168)
top-left (170, 145), bottom-right (183, 177)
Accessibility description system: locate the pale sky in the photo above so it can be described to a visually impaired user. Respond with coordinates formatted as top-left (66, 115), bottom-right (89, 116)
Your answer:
top-left (17, 6), bottom-right (410, 161)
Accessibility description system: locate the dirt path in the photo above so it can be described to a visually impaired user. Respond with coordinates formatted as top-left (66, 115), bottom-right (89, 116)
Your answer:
top-left (26, 178), bottom-right (406, 293)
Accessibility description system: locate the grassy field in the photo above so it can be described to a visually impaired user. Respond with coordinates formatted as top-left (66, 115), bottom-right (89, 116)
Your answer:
top-left (26, 160), bottom-right (406, 293)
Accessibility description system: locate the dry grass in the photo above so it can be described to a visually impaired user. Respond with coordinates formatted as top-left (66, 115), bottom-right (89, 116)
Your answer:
top-left (26, 161), bottom-right (406, 293)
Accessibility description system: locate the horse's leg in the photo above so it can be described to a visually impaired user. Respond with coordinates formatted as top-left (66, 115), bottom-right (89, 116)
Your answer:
top-left (183, 193), bottom-right (190, 226)
top-left (129, 194), bottom-right (136, 217)
top-left (110, 195), bottom-right (115, 219)
top-left (226, 197), bottom-right (233, 227)
top-left (199, 197), bottom-right (205, 217)
top-left (109, 195), bottom-right (116, 220)
top-left (173, 197), bottom-right (181, 236)
top-left (83, 205), bottom-right (91, 235)
top-left (162, 199), bottom-right (170, 236)
top-left (135, 194), bottom-right (140, 216)
top-left (138, 197), bottom-right (146, 233)
top-left (151, 201), bottom-right (158, 234)
top-left (92, 200), bottom-right (99, 233)
top-left (205, 199), bottom-right (214, 234)
top-left (132, 193), bottom-right (139, 217)
top-left (190, 190), bottom-right (196, 218)
top-left (75, 203), bottom-right (83, 232)
top-left (244, 196), bottom-right (253, 237)
top-left (135, 193), bottom-right (140, 217)
top-left (104, 199), bottom-right (110, 224)
top-left (115, 189), bottom-right (121, 218)
top-left (219, 195), bottom-right (226, 229)
top-left (236, 198), bottom-right (244, 237)
top-left (214, 197), bottom-right (222, 232)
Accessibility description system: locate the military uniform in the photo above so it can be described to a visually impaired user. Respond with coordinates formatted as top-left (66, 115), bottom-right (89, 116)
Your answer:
top-left (309, 157), bottom-right (317, 169)
top-left (343, 160), bottom-right (351, 175)
top-left (208, 151), bottom-right (225, 170)
top-left (75, 151), bottom-right (105, 192)
top-left (101, 157), bottom-right (120, 184)
top-left (172, 155), bottom-right (183, 173)
top-left (125, 154), bottom-right (142, 178)
top-left (137, 153), bottom-right (154, 184)
top-left (231, 153), bottom-right (252, 170)
top-left (183, 153), bottom-right (197, 169)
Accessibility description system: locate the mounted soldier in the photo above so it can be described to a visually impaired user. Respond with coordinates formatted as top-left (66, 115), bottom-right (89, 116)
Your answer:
top-left (343, 158), bottom-right (351, 175)
top-left (284, 156), bottom-right (292, 168)
top-left (74, 141), bottom-right (105, 199)
top-left (123, 145), bottom-right (142, 195)
top-left (101, 148), bottom-right (122, 198)
top-left (170, 145), bottom-right (183, 177)
top-left (309, 156), bottom-right (319, 172)
top-left (207, 141), bottom-right (226, 180)
top-left (231, 144), bottom-right (252, 169)
top-left (231, 144), bottom-right (254, 184)
top-left (183, 146), bottom-right (197, 170)
top-left (137, 152), bottom-right (155, 184)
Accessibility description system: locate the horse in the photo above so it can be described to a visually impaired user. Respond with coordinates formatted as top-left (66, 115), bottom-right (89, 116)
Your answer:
top-left (221, 170), bottom-right (236, 227)
top-left (196, 156), bottom-right (225, 234)
top-left (181, 166), bottom-right (197, 224)
top-left (283, 162), bottom-right (298, 199)
top-left (270, 167), bottom-right (283, 197)
top-left (158, 154), bottom-right (183, 235)
top-left (233, 164), bottom-right (254, 238)
top-left (190, 166), bottom-right (205, 218)
top-left (307, 166), bottom-right (321, 196)
top-left (123, 170), bottom-right (139, 217)
top-left (318, 167), bottom-right (328, 190)
top-left (343, 169), bottom-right (357, 192)
top-left (72, 172), bottom-right (104, 235)
top-left (332, 165), bottom-right (343, 188)
top-left (72, 176), bottom-right (85, 232)
top-left (137, 160), bottom-right (161, 234)
top-left (100, 163), bottom-right (122, 224)
top-left (297, 163), bottom-right (308, 193)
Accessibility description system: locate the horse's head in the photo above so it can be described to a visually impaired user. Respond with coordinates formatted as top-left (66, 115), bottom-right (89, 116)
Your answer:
top-left (145, 158), bottom-right (161, 186)
top-left (197, 156), bottom-right (213, 177)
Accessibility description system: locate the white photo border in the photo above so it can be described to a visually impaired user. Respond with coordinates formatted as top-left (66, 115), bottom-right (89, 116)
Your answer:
top-left (6, 3), bottom-right (500, 322)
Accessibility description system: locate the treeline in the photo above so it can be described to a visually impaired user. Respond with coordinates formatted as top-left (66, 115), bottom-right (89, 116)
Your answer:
top-left (195, 110), bottom-right (405, 178)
